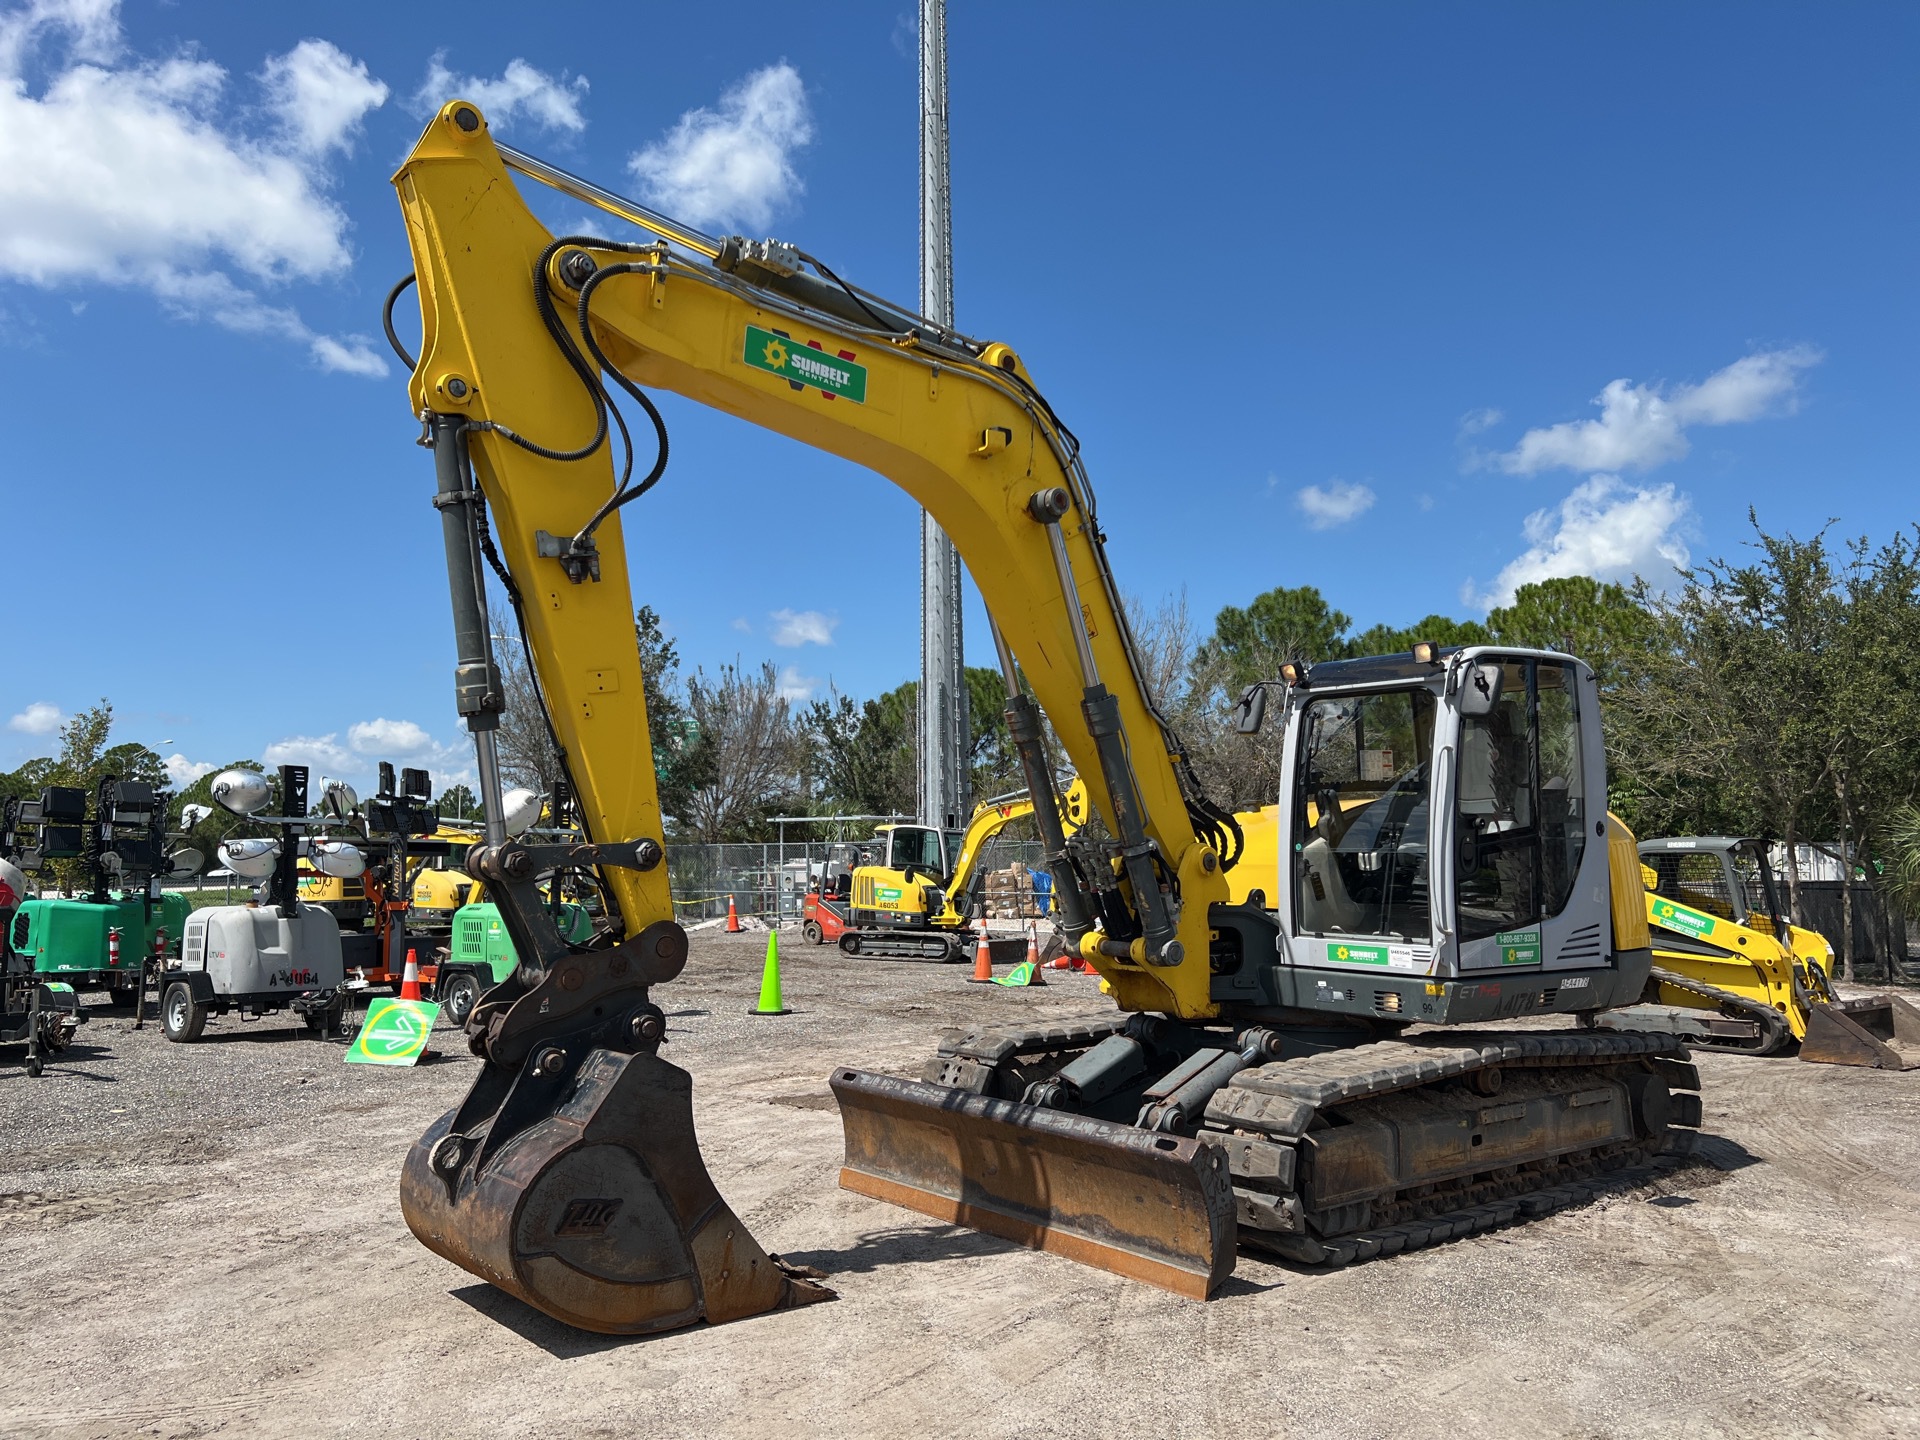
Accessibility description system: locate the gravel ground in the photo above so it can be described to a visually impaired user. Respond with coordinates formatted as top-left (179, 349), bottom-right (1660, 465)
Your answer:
top-left (2, 932), bottom-right (1917, 1439)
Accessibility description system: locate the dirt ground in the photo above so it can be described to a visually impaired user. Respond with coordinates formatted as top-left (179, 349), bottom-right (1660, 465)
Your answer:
top-left (2, 931), bottom-right (1917, 1440)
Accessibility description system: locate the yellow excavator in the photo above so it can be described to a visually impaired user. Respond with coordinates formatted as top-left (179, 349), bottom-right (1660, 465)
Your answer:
top-left (837, 780), bottom-right (1089, 960)
top-left (1599, 836), bottom-right (1919, 1069)
top-left (388, 104), bottom-right (1704, 1335)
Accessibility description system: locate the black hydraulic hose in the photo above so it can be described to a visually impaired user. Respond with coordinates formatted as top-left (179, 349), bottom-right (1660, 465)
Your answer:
top-left (494, 235), bottom-right (616, 465)
top-left (383, 273), bottom-right (417, 369)
top-left (569, 261), bottom-right (672, 542)
top-left (798, 250), bottom-right (896, 334)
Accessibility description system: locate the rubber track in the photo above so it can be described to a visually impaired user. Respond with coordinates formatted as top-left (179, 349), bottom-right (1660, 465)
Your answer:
top-left (1647, 964), bottom-right (1794, 1055)
top-left (916, 1019), bottom-right (1705, 1269)
top-left (1212, 1030), bottom-right (1701, 1265)
top-left (1205, 1028), bottom-right (1689, 1136)
top-left (1241, 1149), bottom-right (1693, 1267)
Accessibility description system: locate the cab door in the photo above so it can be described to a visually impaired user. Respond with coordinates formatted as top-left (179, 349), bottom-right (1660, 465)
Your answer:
top-left (1444, 655), bottom-right (1609, 973)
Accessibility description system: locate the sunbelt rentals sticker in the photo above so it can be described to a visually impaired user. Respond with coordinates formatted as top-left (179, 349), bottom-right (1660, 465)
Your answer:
top-left (1496, 929), bottom-right (1542, 965)
top-left (1649, 898), bottom-right (1718, 941)
top-left (744, 324), bottom-right (867, 402)
top-left (1327, 941), bottom-right (1389, 966)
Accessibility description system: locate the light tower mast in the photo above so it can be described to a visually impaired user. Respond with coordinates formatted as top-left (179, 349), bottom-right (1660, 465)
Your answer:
top-left (917, 0), bottom-right (969, 831)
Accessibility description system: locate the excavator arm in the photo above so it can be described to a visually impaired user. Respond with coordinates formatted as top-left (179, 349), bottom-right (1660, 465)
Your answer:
top-left (392, 104), bottom-right (1240, 1332)
top-left (396, 101), bottom-right (1231, 1019)
top-left (935, 777), bottom-right (1088, 921)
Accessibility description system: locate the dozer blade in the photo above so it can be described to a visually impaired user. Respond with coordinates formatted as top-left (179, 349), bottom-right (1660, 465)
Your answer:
top-left (830, 1068), bottom-right (1236, 1299)
top-left (403, 1047), bottom-right (830, 1335)
top-left (1800, 994), bottom-right (1920, 1070)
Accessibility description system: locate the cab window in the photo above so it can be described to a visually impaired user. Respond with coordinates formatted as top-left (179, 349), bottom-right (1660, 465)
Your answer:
top-left (1292, 687), bottom-right (1436, 940)
top-left (888, 826), bottom-right (946, 874)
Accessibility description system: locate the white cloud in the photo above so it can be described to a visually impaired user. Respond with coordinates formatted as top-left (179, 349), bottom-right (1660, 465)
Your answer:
top-left (1458, 407), bottom-right (1503, 438)
top-left (1295, 480), bottom-right (1376, 531)
top-left (1465, 475), bottom-right (1692, 610)
top-left (163, 753), bottom-right (215, 788)
top-left (775, 665), bottom-right (819, 703)
top-left (628, 63), bottom-right (812, 231)
top-left (1489, 347), bottom-right (1821, 476)
top-left (347, 717), bottom-right (433, 756)
top-left (730, 616), bottom-right (752, 633)
top-left (260, 38), bottom-right (387, 157)
top-left (262, 722), bottom-right (474, 796)
top-left (415, 53), bottom-right (587, 134)
top-left (262, 732), bottom-right (355, 773)
top-left (768, 607), bottom-right (837, 647)
top-left (0, 3), bottom-right (387, 375)
top-left (145, 267), bottom-right (385, 375)
top-left (7, 700), bottom-right (63, 734)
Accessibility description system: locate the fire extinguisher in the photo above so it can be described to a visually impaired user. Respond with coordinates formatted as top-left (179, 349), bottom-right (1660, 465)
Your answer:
top-left (108, 926), bottom-right (122, 969)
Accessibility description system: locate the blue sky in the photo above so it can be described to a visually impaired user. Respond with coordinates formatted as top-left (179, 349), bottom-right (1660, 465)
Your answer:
top-left (2, 1), bottom-right (1915, 797)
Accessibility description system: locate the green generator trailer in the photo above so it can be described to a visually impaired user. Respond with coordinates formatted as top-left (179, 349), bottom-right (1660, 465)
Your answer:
top-left (8, 891), bottom-right (191, 1000)
top-left (433, 899), bottom-right (592, 1025)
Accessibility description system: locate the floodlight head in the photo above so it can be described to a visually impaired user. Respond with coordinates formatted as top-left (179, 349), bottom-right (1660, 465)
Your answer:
top-left (179, 803), bottom-right (213, 830)
top-left (211, 769), bottom-right (273, 817)
top-left (168, 846), bottom-right (206, 880)
top-left (501, 788), bottom-right (542, 837)
top-left (311, 841), bottom-right (367, 879)
top-left (219, 837), bottom-right (280, 879)
top-left (321, 782), bottom-right (360, 820)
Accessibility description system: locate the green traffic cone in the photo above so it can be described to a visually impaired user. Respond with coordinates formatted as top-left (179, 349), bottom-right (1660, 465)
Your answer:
top-left (750, 929), bottom-right (791, 1016)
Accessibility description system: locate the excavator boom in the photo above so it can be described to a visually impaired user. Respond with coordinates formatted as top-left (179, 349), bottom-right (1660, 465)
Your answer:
top-left (391, 103), bottom-right (1236, 1331)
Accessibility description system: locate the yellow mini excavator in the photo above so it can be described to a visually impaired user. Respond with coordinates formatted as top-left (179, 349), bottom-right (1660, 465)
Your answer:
top-left (838, 780), bottom-right (1089, 961)
top-left (388, 105), bottom-right (1705, 1335)
top-left (1599, 836), bottom-right (1920, 1069)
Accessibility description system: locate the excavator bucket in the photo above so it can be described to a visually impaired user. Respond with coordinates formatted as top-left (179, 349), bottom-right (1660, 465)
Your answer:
top-left (830, 1069), bottom-right (1236, 1299)
top-left (1800, 993), bottom-right (1920, 1070)
top-left (402, 1047), bottom-right (831, 1334)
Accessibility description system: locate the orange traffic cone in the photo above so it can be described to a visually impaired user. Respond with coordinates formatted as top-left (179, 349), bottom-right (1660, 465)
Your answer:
top-left (967, 923), bottom-right (995, 983)
top-left (399, 948), bottom-right (423, 1001)
top-left (726, 895), bottom-right (741, 933)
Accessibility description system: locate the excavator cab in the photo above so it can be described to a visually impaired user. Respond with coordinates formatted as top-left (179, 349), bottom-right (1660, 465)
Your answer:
top-left (1270, 648), bottom-right (1641, 998)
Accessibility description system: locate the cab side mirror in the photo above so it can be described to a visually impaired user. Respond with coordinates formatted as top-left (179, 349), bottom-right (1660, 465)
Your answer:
top-left (1459, 662), bottom-right (1502, 718)
top-left (1234, 684), bottom-right (1268, 735)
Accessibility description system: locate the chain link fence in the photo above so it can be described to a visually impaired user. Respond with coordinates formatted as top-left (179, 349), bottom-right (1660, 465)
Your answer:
top-left (666, 834), bottom-right (1051, 924)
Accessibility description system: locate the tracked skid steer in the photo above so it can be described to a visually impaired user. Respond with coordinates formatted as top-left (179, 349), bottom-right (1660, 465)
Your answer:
top-left (388, 109), bottom-right (1702, 1335)
top-left (1602, 837), bottom-right (1920, 1070)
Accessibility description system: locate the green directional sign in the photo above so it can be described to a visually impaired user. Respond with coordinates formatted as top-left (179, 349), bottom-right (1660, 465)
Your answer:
top-left (345, 997), bottom-right (440, 1067)
top-left (743, 324), bottom-right (868, 402)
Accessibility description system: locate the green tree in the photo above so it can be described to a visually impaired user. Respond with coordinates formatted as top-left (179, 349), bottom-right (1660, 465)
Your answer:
top-left (1345, 613), bottom-right (1492, 657)
top-left (437, 783), bottom-right (479, 822)
top-left (1193, 586), bottom-right (1352, 695)
top-left (803, 682), bottom-right (916, 819)
top-left (1485, 576), bottom-right (1654, 691)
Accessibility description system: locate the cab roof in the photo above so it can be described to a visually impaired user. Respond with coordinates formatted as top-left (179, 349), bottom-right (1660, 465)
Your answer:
top-left (1293, 644), bottom-right (1592, 692)
top-left (1639, 836), bottom-right (1754, 854)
